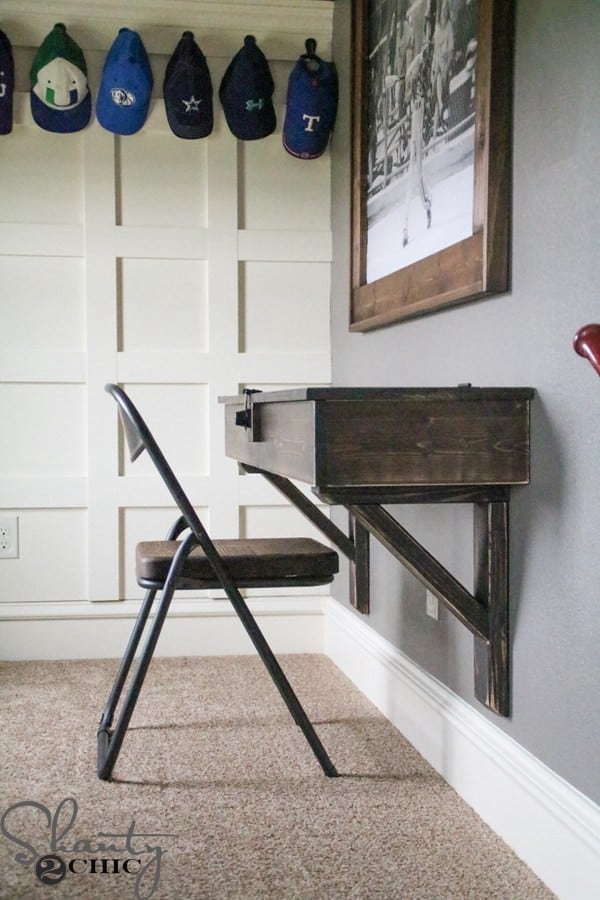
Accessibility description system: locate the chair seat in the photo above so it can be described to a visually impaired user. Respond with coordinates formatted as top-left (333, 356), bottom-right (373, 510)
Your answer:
top-left (136, 537), bottom-right (339, 588)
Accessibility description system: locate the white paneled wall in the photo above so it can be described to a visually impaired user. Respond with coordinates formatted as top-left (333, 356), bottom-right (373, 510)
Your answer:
top-left (0, 1), bottom-right (334, 657)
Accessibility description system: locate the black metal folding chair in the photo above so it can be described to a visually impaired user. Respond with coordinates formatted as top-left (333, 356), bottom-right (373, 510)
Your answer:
top-left (97, 384), bottom-right (339, 779)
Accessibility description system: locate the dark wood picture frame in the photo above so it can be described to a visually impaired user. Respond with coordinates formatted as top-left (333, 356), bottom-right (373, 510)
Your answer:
top-left (351, 0), bottom-right (514, 332)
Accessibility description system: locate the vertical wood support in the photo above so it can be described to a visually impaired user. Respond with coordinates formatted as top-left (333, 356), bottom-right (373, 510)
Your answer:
top-left (349, 513), bottom-right (370, 614)
top-left (206, 90), bottom-right (242, 540)
top-left (473, 498), bottom-right (510, 716)
top-left (84, 127), bottom-right (121, 601)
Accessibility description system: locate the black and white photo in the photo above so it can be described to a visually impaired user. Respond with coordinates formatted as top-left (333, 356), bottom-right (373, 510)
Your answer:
top-left (366, 0), bottom-right (478, 280)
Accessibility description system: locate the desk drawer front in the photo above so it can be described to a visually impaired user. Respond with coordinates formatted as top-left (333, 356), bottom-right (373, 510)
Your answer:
top-left (320, 398), bottom-right (530, 486)
top-left (223, 392), bottom-right (531, 488)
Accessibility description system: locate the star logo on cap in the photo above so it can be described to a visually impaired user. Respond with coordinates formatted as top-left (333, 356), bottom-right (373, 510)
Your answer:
top-left (182, 95), bottom-right (202, 113)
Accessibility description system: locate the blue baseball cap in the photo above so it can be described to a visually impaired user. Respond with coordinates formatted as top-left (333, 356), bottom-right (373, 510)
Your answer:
top-left (219, 35), bottom-right (275, 140)
top-left (164, 31), bottom-right (213, 139)
top-left (30, 23), bottom-right (91, 133)
top-left (283, 45), bottom-right (338, 159)
top-left (0, 29), bottom-right (14, 135)
top-left (96, 28), bottom-right (153, 135)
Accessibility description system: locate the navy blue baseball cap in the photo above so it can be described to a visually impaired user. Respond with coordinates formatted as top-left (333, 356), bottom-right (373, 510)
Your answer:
top-left (96, 28), bottom-right (153, 135)
top-left (283, 44), bottom-right (338, 159)
top-left (0, 29), bottom-right (14, 135)
top-left (219, 35), bottom-right (275, 140)
top-left (164, 31), bottom-right (213, 139)
top-left (30, 23), bottom-right (91, 133)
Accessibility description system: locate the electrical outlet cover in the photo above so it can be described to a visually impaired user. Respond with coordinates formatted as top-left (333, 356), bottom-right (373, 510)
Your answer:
top-left (0, 516), bottom-right (18, 559)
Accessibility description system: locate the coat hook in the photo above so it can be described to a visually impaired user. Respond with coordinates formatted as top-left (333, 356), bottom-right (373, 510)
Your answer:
top-left (304, 38), bottom-right (317, 58)
top-left (303, 38), bottom-right (320, 72)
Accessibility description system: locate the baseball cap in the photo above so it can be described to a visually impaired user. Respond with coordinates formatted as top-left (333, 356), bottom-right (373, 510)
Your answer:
top-left (219, 35), bottom-right (275, 140)
top-left (96, 28), bottom-right (153, 135)
top-left (164, 31), bottom-right (213, 139)
top-left (30, 23), bottom-right (91, 133)
top-left (0, 29), bottom-right (14, 135)
top-left (283, 43), bottom-right (338, 159)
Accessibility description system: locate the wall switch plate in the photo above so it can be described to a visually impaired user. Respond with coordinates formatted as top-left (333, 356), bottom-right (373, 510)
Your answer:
top-left (426, 590), bottom-right (439, 620)
top-left (0, 516), bottom-right (19, 559)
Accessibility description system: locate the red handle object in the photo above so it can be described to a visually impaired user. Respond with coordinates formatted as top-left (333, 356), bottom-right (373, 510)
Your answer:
top-left (574, 324), bottom-right (600, 376)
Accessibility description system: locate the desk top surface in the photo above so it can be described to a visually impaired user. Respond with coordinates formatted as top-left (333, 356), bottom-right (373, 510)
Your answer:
top-left (219, 386), bottom-right (535, 405)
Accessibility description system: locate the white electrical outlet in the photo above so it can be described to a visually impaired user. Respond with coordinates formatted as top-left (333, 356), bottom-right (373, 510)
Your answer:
top-left (0, 516), bottom-right (19, 559)
top-left (426, 590), bottom-right (439, 620)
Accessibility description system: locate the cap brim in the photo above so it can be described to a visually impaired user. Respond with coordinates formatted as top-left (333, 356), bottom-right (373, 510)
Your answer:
top-left (222, 104), bottom-right (276, 141)
top-left (31, 91), bottom-right (91, 133)
top-left (165, 106), bottom-right (213, 139)
top-left (0, 104), bottom-right (13, 135)
top-left (282, 135), bottom-right (328, 159)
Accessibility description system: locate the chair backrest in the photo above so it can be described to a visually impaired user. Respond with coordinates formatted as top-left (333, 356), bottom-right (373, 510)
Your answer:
top-left (105, 383), bottom-right (237, 591)
top-left (106, 383), bottom-right (198, 521)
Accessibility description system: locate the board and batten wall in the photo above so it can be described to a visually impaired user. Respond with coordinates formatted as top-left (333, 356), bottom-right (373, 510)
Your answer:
top-left (0, 0), bottom-right (335, 657)
top-left (2, 2), bottom-right (599, 896)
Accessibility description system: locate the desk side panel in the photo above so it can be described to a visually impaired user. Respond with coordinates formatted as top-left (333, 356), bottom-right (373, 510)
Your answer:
top-left (224, 400), bottom-right (316, 483)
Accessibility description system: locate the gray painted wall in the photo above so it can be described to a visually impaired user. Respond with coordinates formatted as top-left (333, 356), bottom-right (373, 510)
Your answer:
top-left (330, 0), bottom-right (600, 804)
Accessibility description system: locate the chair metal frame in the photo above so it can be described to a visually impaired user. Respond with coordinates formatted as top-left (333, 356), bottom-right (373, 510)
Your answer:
top-left (97, 383), bottom-right (338, 779)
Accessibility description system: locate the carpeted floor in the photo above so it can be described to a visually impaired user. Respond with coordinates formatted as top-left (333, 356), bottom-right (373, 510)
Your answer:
top-left (0, 654), bottom-right (555, 899)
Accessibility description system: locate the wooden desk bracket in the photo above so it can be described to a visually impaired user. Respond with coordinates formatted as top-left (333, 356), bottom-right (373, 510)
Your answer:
top-left (244, 465), bottom-right (511, 717)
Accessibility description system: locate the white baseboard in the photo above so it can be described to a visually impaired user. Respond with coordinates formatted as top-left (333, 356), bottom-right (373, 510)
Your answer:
top-left (324, 598), bottom-right (600, 900)
top-left (0, 596), bottom-right (327, 660)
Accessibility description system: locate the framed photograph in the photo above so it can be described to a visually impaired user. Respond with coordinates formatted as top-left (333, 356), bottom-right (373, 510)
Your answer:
top-left (351, 0), bottom-right (514, 331)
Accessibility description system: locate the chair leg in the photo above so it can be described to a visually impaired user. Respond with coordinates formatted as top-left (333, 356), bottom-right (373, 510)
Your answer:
top-left (98, 535), bottom-right (199, 780)
top-left (99, 518), bottom-right (185, 737)
top-left (223, 586), bottom-right (338, 777)
top-left (98, 588), bottom-right (157, 734)
top-left (97, 584), bottom-right (175, 780)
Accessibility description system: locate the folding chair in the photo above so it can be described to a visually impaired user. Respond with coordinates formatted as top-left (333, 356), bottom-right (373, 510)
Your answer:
top-left (97, 384), bottom-right (339, 779)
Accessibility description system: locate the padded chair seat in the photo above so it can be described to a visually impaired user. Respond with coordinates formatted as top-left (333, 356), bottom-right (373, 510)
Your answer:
top-left (136, 537), bottom-right (339, 587)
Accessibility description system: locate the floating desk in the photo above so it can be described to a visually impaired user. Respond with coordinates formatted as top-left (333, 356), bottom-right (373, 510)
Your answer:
top-left (220, 386), bottom-right (534, 716)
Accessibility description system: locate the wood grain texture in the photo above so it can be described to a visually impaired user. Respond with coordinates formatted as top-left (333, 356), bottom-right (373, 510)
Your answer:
top-left (473, 500), bottom-right (510, 715)
top-left (223, 388), bottom-right (532, 489)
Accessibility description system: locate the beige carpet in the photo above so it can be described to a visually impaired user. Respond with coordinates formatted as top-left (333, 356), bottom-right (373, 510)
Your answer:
top-left (0, 654), bottom-right (555, 899)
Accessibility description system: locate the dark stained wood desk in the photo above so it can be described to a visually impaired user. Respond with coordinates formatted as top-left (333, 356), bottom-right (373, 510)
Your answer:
top-left (220, 386), bottom-right (534, 716)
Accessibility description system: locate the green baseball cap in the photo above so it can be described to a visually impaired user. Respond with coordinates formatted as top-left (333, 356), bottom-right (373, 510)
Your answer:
top-left (30, 23), bottom-right (91, 132)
